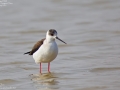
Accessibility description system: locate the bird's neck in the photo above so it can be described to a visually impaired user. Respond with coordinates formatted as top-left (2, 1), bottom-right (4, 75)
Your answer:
top-left (46, 36), bottom-right (55, 43)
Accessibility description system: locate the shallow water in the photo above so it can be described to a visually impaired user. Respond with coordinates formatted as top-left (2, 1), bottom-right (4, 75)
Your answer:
top-left (0, 0), bottom-right (120, 90)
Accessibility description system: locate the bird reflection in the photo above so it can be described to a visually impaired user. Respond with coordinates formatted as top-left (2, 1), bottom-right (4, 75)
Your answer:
top-left (30, 72), bottom-right (59, 90)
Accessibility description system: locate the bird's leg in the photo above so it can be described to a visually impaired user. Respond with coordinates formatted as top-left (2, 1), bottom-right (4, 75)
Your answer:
top-left (40, 63), bottom-right (42, 74)
top-left (48, 63), bottom-right (50, 73)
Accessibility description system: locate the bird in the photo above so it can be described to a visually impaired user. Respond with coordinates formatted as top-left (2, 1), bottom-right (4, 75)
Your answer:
top-left (24, 29), bottom-right (67, 73)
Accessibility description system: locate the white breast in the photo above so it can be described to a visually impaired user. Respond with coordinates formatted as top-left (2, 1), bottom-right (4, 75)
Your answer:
top-left (33, 41), bottom-right (58, 64)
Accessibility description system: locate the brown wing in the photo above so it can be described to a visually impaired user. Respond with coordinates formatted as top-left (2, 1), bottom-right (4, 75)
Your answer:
top-left (29, 38), bottom-right (45, 55)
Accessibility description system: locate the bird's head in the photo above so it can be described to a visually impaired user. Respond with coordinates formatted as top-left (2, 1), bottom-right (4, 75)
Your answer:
top-left (46, 29), bottom-right (67, 44)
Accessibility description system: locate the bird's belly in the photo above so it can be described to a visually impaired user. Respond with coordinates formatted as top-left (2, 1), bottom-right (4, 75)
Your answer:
top-left (33, 43), bottom-right (58, 63)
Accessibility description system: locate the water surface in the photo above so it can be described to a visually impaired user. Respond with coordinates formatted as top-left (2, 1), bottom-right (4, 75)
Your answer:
top-left (0, 0), bottom-right (120, 90)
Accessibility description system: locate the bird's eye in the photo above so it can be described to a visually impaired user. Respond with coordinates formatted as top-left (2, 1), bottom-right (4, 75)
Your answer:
top-left (51, 34), bottom-right (54, 36)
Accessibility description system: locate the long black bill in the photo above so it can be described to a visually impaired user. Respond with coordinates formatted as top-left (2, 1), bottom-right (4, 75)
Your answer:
top-left (56, 37), bottom-right (67, 44)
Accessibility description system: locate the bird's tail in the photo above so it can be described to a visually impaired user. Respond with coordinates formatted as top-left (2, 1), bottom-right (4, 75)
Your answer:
top-left (24, 51), bottom-right (31, 55)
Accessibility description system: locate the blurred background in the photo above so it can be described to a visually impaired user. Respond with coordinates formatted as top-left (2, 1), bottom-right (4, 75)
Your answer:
top-left (0, 0), bottom-right (120, 90)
